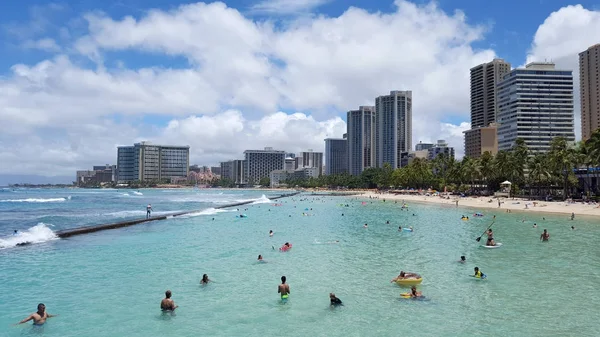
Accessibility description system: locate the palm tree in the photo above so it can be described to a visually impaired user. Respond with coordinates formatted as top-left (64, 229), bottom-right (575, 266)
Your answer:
top-left (548, 137), bottom-right (575, 199)
top-left (528, 154), bottom-right (550, 197)
top-left (479, 151), bottom-right (494, 194)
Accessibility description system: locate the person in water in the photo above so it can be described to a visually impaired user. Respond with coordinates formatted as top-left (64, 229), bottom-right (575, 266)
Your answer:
top-left (391, 271), bottom-right (420, 282)
top-left (200, 274), bottom-right (211, 285)
top-left (269, 230), bottom-right (273, 237)
top-left (258, 254), bottom-right (264, 261)
top-left (571, 212), bottom-right (575, 220)
top-left (473, 267), bottom-right (486, 279)
top-left (486, 229), bottom-right (495, 246)
top-left (533, 223), bottom-right (538, 228)
top-left (459, 256), bottom-right (466, 263)
top-left (540, 229), bottom-right (550, 242)
top-left (278, 276), bottom-right (290, 302)
top-left (146, 204), bottom-right (152, 219)
top-left (409, 286), bottom-right (422, 298)
top-left (363, 223), bottom-right (368, 228)
top-left (329, 293), bottom-right (343, 306)
top-left (16, 303), bottom-right (57, 325)
top-left (13, 230), bottom-right (18, 235)
top-left (571, 226), bottom-right (576, 230)
top-left (160, 290), bottom-right (178, 311)
top-left (398, 226), bottom-right (402, 231)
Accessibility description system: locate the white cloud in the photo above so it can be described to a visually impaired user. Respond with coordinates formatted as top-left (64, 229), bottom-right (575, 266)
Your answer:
top-left (526, 4), bottom-right (600, 140)
top-left (249, 0), bottom-right (331, 14)
top-left (2, 1), bottom-right (598, 178)
top-left (22, 38), bottom-right (62, 52)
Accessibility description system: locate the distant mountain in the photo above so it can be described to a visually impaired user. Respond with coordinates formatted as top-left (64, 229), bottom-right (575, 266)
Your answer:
top-left (0, 175), bottom-right (73, 186)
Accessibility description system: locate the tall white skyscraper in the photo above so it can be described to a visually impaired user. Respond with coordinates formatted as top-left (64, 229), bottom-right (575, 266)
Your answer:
top-left (497, 62), bottom-right (575, 153)
top-left (375, 90), bottom-right (412, 168)
top-left (117, 141), bottom-right (189, 182)
top-left (347, 106), bottom-right (376, 176)
top-left (580, 44), bottom-right (600, 141)
top-left (243, 147), bottom-right (286, 183)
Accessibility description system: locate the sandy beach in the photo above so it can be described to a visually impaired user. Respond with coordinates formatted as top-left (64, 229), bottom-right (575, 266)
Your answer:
top-left (359, 191), bottom-right (600, 218)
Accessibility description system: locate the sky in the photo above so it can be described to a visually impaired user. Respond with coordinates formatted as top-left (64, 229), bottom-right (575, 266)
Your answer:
top-left (1, 0), bottom-right (600, 184)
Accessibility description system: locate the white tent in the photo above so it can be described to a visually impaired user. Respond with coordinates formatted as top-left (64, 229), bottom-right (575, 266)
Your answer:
top-left (501, 181), bottom-right (512, 185)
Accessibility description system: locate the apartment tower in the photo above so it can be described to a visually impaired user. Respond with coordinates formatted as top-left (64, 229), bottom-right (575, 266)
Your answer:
top-left (375, 91), bottom-right (412, 169)
top-left (497, 62), bottom-right (575, 153)
top-left (347, 106), bottom-right (376, 175)
top-left (580, 44), bottom-right (600, 141)
top-left (324, 136), bottom-right (348, 175)
top-left (465, 58), bottom-right (511, 157)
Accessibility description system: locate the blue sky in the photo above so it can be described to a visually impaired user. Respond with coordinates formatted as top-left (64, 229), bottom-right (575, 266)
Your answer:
top-left (1, 0), bottom-right (599, 183)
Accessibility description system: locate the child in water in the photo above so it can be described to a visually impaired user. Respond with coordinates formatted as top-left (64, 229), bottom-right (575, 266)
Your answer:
top-left (473, 267), bottom-right (486, 279)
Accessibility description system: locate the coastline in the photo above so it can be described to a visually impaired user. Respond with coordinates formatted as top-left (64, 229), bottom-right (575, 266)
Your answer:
top-left (358, 191), bottom-right (600, 218)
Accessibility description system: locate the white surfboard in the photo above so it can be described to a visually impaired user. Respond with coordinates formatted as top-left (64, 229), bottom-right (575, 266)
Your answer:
top-left (481, 243), bottom-right (502, 248)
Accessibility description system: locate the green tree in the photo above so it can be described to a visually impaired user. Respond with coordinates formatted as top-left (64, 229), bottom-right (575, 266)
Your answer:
top-left (259, 177), bottom-right (270, 187)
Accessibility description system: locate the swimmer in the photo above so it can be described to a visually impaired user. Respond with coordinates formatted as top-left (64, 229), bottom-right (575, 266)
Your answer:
top-left (212, 218), bottom-right (215, 221)
top-left (408, 226), bottom-right (413, 232)
top-left (473, 267), bottom-right (486, 279)
top-left (571, 226), bottom-right (575, 230)
top-left (398, 226), bottom-right (402, 231)
top-left (258, 254), bottom-right (264, 262)
top-left (391, 271), bottom-right (420, 282)
top-left (363, 223), bottom-right (368, 228)
top-left (459, 256), bottom-right (466, 263)
top-left (540, 229), bottom-right (550, 242)
top-left (409, 286), bottom-right (422, 298)
top-left (330, 293), bottom-right (343, 306)
top-left (386, 220), bottom-right (390, 224)
top-left (278, 276), bottom-right (290, 302)
top-left (13, 230), bottom-right (18, 235)
top-left (533, 223), bottom-right (537, 228)
top-left (160, 290), bottom-right (178, 311)
top-left (269, 230), bottom-right (273, 237)
top-left (200, 274), bottom-right (211, 285)
top-left (16, 303), bottom-right (57, 325)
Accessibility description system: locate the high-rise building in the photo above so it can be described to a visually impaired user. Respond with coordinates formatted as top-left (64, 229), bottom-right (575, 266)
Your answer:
top-left (464, 124), bottom-right (498, 158)
top-left (427, 140), bottom-right (455, 160)
top-left (470, 59), bottom-right (512, 128)
top-left (375, 91), bottom-right (412, 168)
top-left (324, 137), bottom-right (348, 175)
top-left (497, 62), bottom-right (575, 153)
top-left (580, 44), bottom-right (600, 141)
top-left (296, 150), bottom-right (324, 176)
top-left (284, 157), bottom-right (295, 171)
top-left (210, 166), bottom-right (221, 175)
top-left (232, 160), bottom-right (246, 185)
top-left (117, 142), bottom-right (189, 182)
top-left (220, 161), bottom-right (234, 181)
top-left (347, 106), bottom-right (376, 175)
top-left (244, 147), bottom-right (286, 184)
top-left (415, 141), bottom-right (434, 151)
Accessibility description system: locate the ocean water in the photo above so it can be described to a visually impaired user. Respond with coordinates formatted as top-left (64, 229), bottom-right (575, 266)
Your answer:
top-left (1, 189), bottom-right (599, 336)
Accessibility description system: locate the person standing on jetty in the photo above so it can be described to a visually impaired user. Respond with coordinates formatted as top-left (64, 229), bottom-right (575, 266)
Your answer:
top-left (146, 204), bottom-right (152, 218)
top-left (16, 303), bottom-right (57, 326)
top-left (278, 276), bottom-right (290, 302)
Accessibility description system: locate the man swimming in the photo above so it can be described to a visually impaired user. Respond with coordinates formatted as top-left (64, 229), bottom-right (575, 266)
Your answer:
top-left (540, 229), bottom-right (550, 242)
top-left (363, 223), bottom-right (368, 228)
top-left (201, 274), bottom-right (211, 285)
top-left (329, 293), bottom-right (343, 306)
top-left (258, 254), bottom-right (264, 262)
top-left (16, 303), bottom-right (56, 325)
top-left (409, 286), bottom-right (422, 298)
top-left (146, 204), bottom-right (152, 219)
top-left (459, 256), bottom-right (466, 263)
top-left (278, 276), bottom-right (290, 302)
top-left (269, 230), bottom-right (273, 237)
top-left (160, 290), bottom-right (178, 311)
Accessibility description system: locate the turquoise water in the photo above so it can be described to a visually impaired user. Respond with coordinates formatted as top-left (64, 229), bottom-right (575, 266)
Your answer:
top-left (1, 189), bottom-right (600, 336)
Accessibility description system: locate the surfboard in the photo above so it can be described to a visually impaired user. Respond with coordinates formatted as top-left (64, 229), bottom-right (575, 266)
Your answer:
top-left (481, 243), bottom-right (502, 248)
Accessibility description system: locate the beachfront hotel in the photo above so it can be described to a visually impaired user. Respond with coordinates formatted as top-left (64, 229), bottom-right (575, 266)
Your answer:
top-left (296, 150), bottom-right (324, 176)
top-left (324, 136), bottom-right (348, 175)
top-left (375, 90), bottom-right (412, 169)
top-left (116, 142), bottom-right (190, 182)
top-left (580, 44), bottom-right (600, 141)
top-left (464, 58), bottom-right (510, 158)
top-left (243, 147), bottom-right (286, 184)
top-left (497, 62), bottom-right (575, 153)
top-left (347, 106), bottom-right (376, 175)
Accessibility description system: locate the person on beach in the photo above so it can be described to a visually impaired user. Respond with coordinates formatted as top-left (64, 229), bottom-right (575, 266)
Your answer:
top-left (486, 229), bottom-right (495, 246)
top-left (278, 276), bottom-right (290, 302)
top-left (459, 256), bottom-right (466, 263)
top-left (201, 274), bottom-right (211, 285)
top-left (16, 304), bottom-right (57, 326)
top-left (540, 229), bottom-right (550, 242)
top-left (330, 293), bottom-right (343, 306)
top-left (571, 213), bottom-right (575, 221)
top-left (146, 204), bottom-right (152, 218)
top-left (160, 290), bottom-right (178, 311)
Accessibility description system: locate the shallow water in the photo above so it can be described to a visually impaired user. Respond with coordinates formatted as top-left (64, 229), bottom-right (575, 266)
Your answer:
top-left (1, 190), bottom-right (599, 336)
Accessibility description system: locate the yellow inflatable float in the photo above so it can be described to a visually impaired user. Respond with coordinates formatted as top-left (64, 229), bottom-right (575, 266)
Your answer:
top-left (395, 277), bottom-right (423, 286)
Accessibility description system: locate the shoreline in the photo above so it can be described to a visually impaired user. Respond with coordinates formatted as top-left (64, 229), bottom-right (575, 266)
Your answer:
top-left (357, 191), bottom-right (600, 218)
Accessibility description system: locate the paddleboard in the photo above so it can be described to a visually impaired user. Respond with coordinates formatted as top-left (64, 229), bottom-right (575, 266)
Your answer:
top-left (481, 243), bottom-right (502, 248)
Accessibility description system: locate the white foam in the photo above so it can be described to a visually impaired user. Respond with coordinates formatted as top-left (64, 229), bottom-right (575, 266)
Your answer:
top-left (0, 198), bottom-right (67, 203)
top-left (120, 193), bottom-right (130, 197)
top-left (0, 223), bottom-right (58, 249)
top-left (251, 195), bottom-right (272, 204)
top-left (132, 191), bottom-right (143, 196)
top-left (178, 208), bottom-right (234, 218)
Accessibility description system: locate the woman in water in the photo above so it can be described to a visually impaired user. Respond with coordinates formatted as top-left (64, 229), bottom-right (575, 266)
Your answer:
top-left (486, 229), bottom-right (495, 246)
top-left (391, 271), bottom-right (420, 282)
top-left (409, 286), bottom-right (422, 298)
top-left (269, 230), bottom-right (273, 237)
top-left (200, 274), bottom-right (211, 285)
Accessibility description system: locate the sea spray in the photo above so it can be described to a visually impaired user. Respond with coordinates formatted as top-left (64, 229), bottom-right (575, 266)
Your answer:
top-left (0, 223), bottom-right (58, 249)
top-left (0, 197), bottom-right (67, 203)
